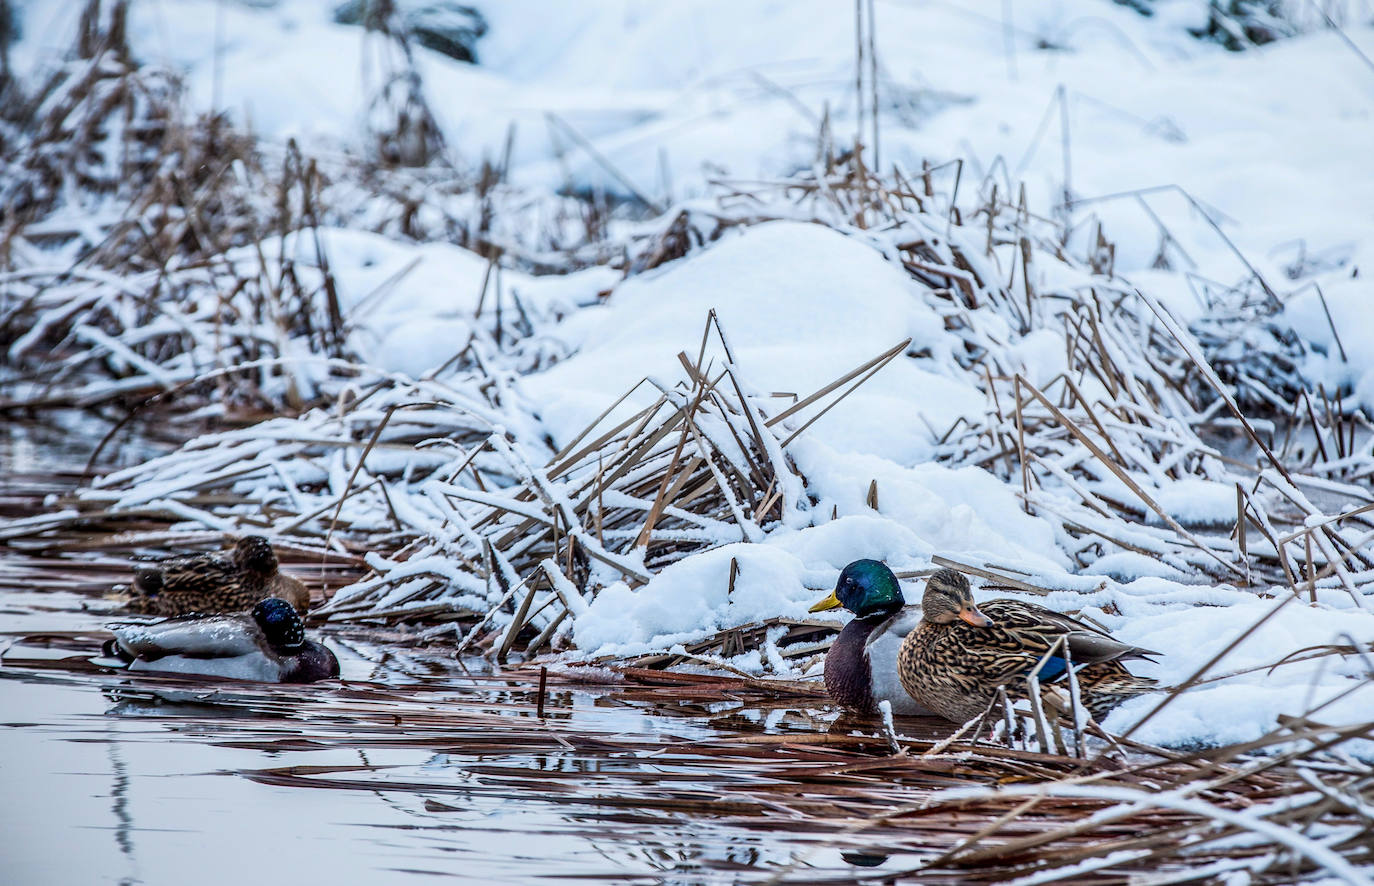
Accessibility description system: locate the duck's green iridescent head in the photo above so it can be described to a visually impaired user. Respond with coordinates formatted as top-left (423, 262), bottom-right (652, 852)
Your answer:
top-left (809, 559), bottom-right (905, 618)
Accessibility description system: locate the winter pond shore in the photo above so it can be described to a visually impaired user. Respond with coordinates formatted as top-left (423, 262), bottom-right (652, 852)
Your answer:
top-left (4, 1), bottom-right (1374, 880)
top-left (2, 425), bottom-right (1371, 884)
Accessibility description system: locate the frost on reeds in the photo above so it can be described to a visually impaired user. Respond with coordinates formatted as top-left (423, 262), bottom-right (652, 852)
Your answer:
top-left (11, 144), bottom-right (1369, 694)
top-left (55, 317), bottom-right (905, 661)
top-left (0, 0), bottom-right (344, 412)
top-left (3, 38), bottom-right (1373, 886)
top-left (7, 94), bottom-right (1373, 640)
top-left (0, 0), bottom-right (617, 415)
top-left (3, 9), bottom-right (1372, 882)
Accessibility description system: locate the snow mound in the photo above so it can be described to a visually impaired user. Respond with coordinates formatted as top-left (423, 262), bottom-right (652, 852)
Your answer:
top-left (523, 221), bottom-right (978, 463)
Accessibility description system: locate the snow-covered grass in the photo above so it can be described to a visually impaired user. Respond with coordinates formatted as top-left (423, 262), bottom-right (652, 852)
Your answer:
top-left (4, 0), bottom-right (1374, 780)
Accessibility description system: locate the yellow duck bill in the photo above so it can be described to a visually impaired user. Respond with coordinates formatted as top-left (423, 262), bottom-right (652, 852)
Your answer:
top-left (808, 590), bottom-right (842, 613)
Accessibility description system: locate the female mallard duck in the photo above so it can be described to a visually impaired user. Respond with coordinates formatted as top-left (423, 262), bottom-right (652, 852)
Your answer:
top-left (897, 569), bottom-right (1157, 724)
top-left (103, 598), bottom-right (339, 683)
top-left (809, 559), bottom-right (930, 716)
top-left (128, 535), bottom-right (309, 616)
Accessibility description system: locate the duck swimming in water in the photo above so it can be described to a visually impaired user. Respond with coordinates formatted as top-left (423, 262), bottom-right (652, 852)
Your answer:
top-left (809, 559), bottom-right (930, 717)
top-left (897, 568), bottom-right (1158, 724)
top-left (127, 535), bottom-right (309, 616)
top-left (103, 598), bottom-right (339, 683)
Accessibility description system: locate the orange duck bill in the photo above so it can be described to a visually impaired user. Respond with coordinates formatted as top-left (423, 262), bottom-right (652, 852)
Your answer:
top-left (958, 605), bottom-right (991, 627)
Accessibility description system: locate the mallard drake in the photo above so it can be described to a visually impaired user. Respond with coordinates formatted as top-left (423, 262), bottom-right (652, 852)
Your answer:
top-left (103, 598), bottom-right (339, 683)
top-left (897, 568), bottom-right (1157, 724)
top-left (128, 535), bottom-right (309, 616)
top-left (809, 559), bottom-right (930, 716)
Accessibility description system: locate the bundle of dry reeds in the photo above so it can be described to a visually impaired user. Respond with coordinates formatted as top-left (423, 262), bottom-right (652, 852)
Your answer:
top-left (16, 315), bottom-right (911, 667)
top-left (0, 1), bottom-right (624, 418)
top-left (8, 140), bottom-right (1373, 660)
top-left (618, 151), bottom-right (1374, 619)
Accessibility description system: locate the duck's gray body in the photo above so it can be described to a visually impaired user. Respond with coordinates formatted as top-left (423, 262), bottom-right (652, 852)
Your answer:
top-left (107, 609), bottom-right (338, 683)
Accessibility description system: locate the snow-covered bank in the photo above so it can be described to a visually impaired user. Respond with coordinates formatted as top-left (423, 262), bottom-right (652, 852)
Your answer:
top-left (521, 221), bottom-right (981, 463)
top-left (4, 0), bottom-right (1373, 761)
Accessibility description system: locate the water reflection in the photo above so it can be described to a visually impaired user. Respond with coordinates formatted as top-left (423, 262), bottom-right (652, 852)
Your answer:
top-left (2, 409), bottom-right (179, 475)
top-left (106, 741), bottom-right (136, 860)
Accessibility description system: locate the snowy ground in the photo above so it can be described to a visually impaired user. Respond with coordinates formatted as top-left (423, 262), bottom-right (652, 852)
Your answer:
top-left (8, 0), bottom-right (1374, 751)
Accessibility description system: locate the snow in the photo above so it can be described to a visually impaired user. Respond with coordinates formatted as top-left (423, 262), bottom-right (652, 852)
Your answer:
top-left (8, 0), bottom-right (1374, 756)
top-left (1148, 478), bottom-right (1239, 526)
top-left (573, 543), bottom-right (810, 657)
top-left (786, 446), bottom-right (1070, 574)
top-left (1284, 278), bottom-right (1374, 413)
top-left (1103, 589), bottom-right (1374, 748)
top-left (284, 228), bottom-right (617, 376)
top-left (16, 0), bottom-right (1374, 292)
top-left (521, 220), bottom-right (977, 462)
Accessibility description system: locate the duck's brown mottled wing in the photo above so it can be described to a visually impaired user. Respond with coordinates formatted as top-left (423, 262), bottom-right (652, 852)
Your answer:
top-left (148, 553), bottom-right (238, 594)
top-left (938, 614), bottom-right (1053, 683)
top-left (981, 599), bottom-right (1158, 664)
top-left (899, 599), bottom-right (1160, 724)
top-left (129, 552), bottom-right (270, 615)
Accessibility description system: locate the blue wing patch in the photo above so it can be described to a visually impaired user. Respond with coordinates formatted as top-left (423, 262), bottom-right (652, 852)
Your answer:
top-left (1026, 655), bottom-right (1070, 683)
